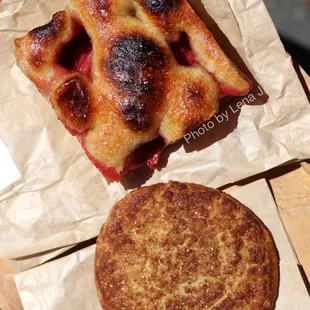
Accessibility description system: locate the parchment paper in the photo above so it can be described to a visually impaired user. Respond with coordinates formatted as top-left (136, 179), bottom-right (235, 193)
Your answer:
top-left (0, 139), bottom-right (21, 191)
top-left (0, 0), bottom-right (310, 260)
top-left (14, 180), bottom-right (310, 310)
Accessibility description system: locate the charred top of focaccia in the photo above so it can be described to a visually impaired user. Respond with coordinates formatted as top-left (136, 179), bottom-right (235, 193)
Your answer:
top-left (51, 73), bottom-right (94, 134)
top-left (14, 0), bottom-right (252, 182)
top-left (139, 0), bottom-right (181, 15)
top-left (95, 181), bottom-right (279, 309)
top-left (106, 33), bottom-right (167, 131)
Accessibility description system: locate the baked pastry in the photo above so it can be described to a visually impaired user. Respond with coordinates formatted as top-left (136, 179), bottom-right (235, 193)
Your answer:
top-left (14, 0), bottom-right (251, 182)
top-left (95, 181), bottom-right (279, 309)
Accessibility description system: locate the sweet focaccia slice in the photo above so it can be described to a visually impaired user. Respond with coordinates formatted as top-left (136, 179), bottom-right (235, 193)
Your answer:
top-left (14, 0), bottom-right (251, 182)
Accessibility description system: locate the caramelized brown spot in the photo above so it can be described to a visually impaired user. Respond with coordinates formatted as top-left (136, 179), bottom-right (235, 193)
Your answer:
top-left (119, 97), bottom-right (150, 130)
top-left (186, 86), bottom-right (204, 100)
top-left (248, 249), bottom-right (265, 264)
top-left (30, 11), bottom-right (66, 43)
top-left (88, 0), bottom-right (110, 18)
top-left (28, 11), bottom-right (67, 69)
top-left (107, 34), bottom-right (167, 131)
top-left (164, 190), bottom-right (173, 201)
top-left (30, 49), bottom-right (44, 68)
top-left (218, 197), bottom-right (236, 216)
top-left (54, 77), bottom-right (91, 133)
top-left (129, 7), bottom-right (137, 17)
top-left (140, 0), bottom-right (180, 15)
top-left (101, 276), bottom-right (124, 301)
top-left (98, 251), bottom-right (115, 274)
top-left (107, 34), bottom-right (166, 95)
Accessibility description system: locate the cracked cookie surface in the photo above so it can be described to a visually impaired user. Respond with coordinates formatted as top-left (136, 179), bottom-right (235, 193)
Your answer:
top-left (95, 181), bottom-right (279, 309)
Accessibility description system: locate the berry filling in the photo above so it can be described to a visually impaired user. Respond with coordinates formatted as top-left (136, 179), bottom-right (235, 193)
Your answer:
top-left (124, 136), bottom-right (166, 173)
top-left (59, 26), bottom-right (93, 79)
top-left (80, 134), bottom-right (166, 183)
top-left (170, 32), bottom-right (196, 66)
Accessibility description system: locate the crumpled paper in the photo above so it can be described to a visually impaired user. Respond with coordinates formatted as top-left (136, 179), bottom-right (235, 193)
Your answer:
top-left (0, 0), bottom-right (310, 260)
top-left (0, 139), bottom-right (21, 191)
top-left (8, 244), bottom-right (75, 273)
top-left (14, 180), bottom-right (310, 310)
